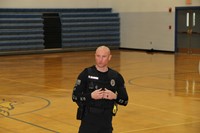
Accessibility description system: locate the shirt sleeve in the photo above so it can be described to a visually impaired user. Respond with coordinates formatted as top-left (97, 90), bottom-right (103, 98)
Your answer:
top-left (72, 68), bottom-right (92, 105)
top-left (115, 73), bottom-right (129, 106)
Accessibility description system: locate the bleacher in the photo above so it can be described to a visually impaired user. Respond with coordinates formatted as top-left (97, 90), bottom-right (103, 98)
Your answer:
top-left (0, 8), bottom-right (120, 55)
top-left (0, 13), bottom-right (44, 51)
top-left (60, 11), bottom-right (120, 48)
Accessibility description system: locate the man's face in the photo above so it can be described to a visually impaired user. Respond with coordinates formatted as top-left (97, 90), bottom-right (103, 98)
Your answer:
top-left (95, 48), bottom-right (111, 68)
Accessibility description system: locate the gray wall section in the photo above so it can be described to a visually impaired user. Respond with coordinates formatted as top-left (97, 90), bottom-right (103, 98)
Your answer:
top-left (0, 0), bottom-right (199, 52)
top-left (120, 12), bottom-right (175, 52)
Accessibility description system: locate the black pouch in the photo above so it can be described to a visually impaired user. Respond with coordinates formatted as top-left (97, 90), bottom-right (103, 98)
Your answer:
top-left (76, 106), bottom-right (85, 120)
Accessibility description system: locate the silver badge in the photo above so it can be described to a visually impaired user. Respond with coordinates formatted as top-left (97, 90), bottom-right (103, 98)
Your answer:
top-left (110, 79), bottom-right (115, 86)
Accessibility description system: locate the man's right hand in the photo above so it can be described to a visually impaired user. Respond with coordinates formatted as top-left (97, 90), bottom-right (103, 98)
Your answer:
top-left (91, 89), bottom-right (104, 100)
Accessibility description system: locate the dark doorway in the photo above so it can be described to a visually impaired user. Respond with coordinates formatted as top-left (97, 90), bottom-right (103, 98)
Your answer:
top-left (43, 13), bottom-right (61, 49)
top-left (175, 7), bottom-right (200, 54)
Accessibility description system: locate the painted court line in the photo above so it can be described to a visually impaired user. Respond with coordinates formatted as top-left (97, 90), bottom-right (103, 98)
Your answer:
top-left (119, 120), bottom-right (200, 133)
top-left (6, 116), bottom-right (59, 133)
top-left (130, 102), bottom-right (200, 119)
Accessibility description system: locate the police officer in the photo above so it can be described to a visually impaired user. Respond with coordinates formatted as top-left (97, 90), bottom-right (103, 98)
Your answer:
top-left (72, 45), bottom-right (129, 133)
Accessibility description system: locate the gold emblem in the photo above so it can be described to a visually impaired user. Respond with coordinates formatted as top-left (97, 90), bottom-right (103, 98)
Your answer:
top-left (0, 99), bottom-right (15, 116)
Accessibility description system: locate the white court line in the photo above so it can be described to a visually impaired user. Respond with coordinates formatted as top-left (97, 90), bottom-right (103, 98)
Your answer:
top-left (129, 102), bottom-right (200, 119)
top-left (119, 120), bottom-right (200, 133)
top-left (0, 77), bottom-right (62, 90)
top-left (119, 102), bottom-right (200, 133)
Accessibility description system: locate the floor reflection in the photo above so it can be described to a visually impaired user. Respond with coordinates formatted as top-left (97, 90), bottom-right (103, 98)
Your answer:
top-left (175, 54), bottom-right (200, 97)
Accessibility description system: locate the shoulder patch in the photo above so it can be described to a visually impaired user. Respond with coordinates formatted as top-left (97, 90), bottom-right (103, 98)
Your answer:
top-left (76, 79), bottom-right (81, 86)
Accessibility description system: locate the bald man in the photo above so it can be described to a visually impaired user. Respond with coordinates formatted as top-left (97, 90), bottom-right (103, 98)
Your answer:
top-left (72, 45), bottom-right (129, 133)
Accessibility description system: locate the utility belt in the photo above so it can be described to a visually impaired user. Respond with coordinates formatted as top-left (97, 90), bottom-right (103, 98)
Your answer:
top-left (76, 104), bottom-right (118, 120)
top-left (76, 106), bottom-right (112, 120)
top-left (88, 107), bottom-right (112, 114)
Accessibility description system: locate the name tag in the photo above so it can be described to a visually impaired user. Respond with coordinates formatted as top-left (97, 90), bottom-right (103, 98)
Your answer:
top-left (88, 75), bottom-right (99, 80)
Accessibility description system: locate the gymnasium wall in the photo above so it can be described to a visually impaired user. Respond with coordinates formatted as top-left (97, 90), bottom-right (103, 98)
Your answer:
top-left (0, 0), bottom-right (112, 8)
top-left (111, 0), bottom-right (200, 52)
top-left (0, 0), bottom-right (199, 52)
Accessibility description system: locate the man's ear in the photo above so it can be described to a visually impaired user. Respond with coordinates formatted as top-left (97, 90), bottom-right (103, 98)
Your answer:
top-left (109, 55), bottom-right (112, 61)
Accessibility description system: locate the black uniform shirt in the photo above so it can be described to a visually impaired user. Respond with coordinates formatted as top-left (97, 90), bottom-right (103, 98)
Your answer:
top-left (72, 65), bottom-right (128, 108)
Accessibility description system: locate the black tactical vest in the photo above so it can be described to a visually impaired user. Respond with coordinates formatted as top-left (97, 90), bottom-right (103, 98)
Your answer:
top-left (86, 66), bottom-right (117, 109)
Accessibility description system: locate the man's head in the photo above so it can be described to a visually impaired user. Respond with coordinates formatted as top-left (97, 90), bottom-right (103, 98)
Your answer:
top-left (95, 45), bottom-right (112, 71)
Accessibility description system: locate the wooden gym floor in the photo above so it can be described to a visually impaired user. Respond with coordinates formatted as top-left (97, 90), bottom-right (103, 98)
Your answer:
top-left (0, 49), bottom-right (200, 133)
